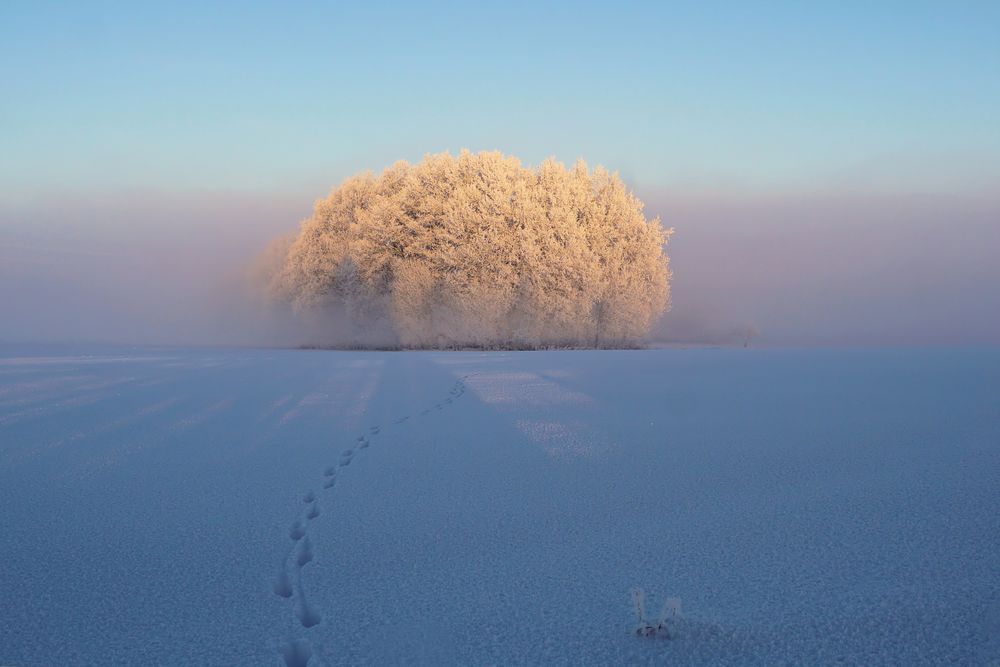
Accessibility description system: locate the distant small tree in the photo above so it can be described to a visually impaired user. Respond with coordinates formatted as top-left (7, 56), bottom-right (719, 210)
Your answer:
top-left (742, 322), bottom-right (760, 348)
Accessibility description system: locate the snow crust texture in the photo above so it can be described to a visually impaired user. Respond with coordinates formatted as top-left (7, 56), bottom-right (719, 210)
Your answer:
top-left (0, 345), bottom-right (998, 665)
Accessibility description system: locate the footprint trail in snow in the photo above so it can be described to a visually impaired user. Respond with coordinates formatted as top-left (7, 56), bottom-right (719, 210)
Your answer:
top-left (272, 374), bottom-right (473, 665)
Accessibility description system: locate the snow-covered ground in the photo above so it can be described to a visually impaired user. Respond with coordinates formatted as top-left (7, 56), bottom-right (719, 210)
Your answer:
top-left (1, 345), bottom-right (998, 665)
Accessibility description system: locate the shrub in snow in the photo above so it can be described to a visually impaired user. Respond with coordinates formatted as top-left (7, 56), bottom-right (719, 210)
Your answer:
top-left (632, 588), bottom-right (681, 639)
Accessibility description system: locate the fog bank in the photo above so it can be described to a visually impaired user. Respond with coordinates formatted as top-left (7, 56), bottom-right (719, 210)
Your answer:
top-left (652, 191), bottom-right (1000, 345)
top-left (0, 191), bottom-right (312, 347)
top-left (1, 188), bottom-right (997, 347)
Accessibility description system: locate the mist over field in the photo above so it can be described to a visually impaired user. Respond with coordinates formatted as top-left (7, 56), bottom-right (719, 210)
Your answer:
top-left (2, 185), bottom-right (998, 347)
top-left (653, 190), bottom-right (1000, 345)
top-left (0, 191), bottom-right (307, 347)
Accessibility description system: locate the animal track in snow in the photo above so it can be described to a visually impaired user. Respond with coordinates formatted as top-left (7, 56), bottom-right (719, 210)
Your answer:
top-left (296, 587), bottom-right (322, 629)
top-left (296, 536), bottom-right (314, 567)
top-left (271, 373), bottom-right (475, 663)
top-left (280, 639), bottom-right (312, 667)
top-left (273, 569), bottom-right (293, 598)
top-left (289, 521), bottom-right (306, 541)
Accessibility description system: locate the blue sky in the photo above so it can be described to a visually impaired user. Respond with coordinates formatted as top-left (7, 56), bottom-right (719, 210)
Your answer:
top-left (3, 1), bottom-right (999, 198)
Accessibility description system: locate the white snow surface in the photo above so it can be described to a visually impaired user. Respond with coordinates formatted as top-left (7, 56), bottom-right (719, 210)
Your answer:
top-left (1, 345), bottom-right (998, 665)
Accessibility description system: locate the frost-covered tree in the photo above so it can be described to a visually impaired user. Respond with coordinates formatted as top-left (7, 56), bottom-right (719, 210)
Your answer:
top-left (261, 150), bottom-right (672, 348)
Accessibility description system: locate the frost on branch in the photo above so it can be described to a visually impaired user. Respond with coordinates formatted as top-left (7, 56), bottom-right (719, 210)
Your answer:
top-left (259, 151), bottom-right (673, 349)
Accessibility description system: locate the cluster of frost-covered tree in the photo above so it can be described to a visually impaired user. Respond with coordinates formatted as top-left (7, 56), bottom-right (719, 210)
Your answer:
top-left (260, 151), bottom-right (672, 348)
